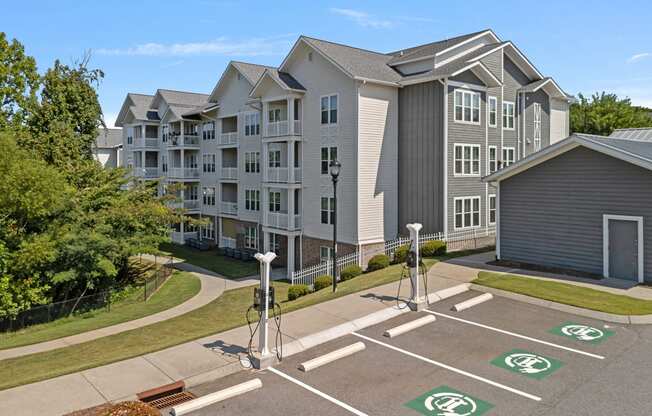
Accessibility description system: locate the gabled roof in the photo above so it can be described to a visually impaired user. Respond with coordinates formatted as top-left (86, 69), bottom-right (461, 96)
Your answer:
top-left (209, 61), bottom-right (276, 102)
top-left (519, 77), bottom-right (567, 99)
top-left (611, 128), bottom-right (652, 141)
top-left (484, 133), bottom-right (652, 183)
top-left (154, 89), bottom-right (209, 108)
top-left (115, 93), bottom-right (155, 127)
top-left (249, 68), bottom-right (306, 98)
top-left (94, 128), bottom-right (123, 148)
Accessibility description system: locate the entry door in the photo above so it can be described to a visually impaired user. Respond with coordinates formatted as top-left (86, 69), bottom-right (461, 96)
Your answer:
top-left (608, 219), bottom-right (639, 281)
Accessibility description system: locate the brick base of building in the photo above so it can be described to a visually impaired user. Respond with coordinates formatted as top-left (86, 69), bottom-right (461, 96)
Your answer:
top-left (301, 235), bottom-right (356, 268)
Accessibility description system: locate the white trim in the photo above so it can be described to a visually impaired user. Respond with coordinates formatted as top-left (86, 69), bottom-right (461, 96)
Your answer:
top-left (487, 145), bottom-right (498, 174)
top-left (443, 78), bottom-right (449, 234)
top-left (353, 76), bottom-right (400, 87)
top-left (502, 43), bottom-right (544, 80)
top-left (603, 214), bottom-right (644, 283)
top-left (448, 80), bottom-right (486, 91)
top-left (435, 30), bottom-right (500, 57)
top-left (502, 146), bottom-right (516, 167)
top-left (451, 61), bottom-right (502, 87)
top-left (468, 42), bottom-right (510, 62)
top-left (453, 196), bottom-right (482, 230)
top-left (488, 96), bottom-right (497, 128)
top-left (453, 143), bottom-right (481, 177)
top-left (435, 43), bottom-right (486, 68)
top-left (502, 101), bottom-right (515, 131)
top-left (488, 194), bottom-right (496, 225)
top-left (453, 89), bottom-right (481, 125)
top-left (319, 93), bottom-right (339, 126)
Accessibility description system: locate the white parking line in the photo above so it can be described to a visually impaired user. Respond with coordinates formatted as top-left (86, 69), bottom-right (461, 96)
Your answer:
top-left (424, 310), bottom-right (605, 360)
top-left (352, 332), bottom-right (542, 402)
top-left (268, 367), bottom-right (369, 416)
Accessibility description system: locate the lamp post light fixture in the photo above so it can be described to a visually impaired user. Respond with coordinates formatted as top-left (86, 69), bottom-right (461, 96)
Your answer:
top-left (329, 159), bottom-right (341, 292)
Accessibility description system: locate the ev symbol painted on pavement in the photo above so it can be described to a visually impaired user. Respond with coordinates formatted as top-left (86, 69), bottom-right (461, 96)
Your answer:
top-left (491, 349), bottom-right (563, 379)
top-left (550, 322), bottom-right (614, 344)
top-left (405, 386), bottom-right (493, 416)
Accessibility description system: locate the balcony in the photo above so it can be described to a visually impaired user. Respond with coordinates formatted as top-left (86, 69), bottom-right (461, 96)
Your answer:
top-left (168, 167), bottom-right (201, 179)
top-left (221, 167), bottom-right (238, 180)
top-left (170, 199), bottom-right (200, 211)
top-left (266, 212), bottom-right (301, 231)
top-left (220, 236), bottom-right (237, 249)
top-left (133, 138), bottom-right (159, 149)
top-left (265, 121), bottom-right (288, 137)
top-left (133, 167), bottom-right (159, 179)
top-left (218, 132), bottom-right (238, 147)
top-left (167, 134), bottom-right (200, 148)
top-left (220, 201), bottom-right (238, 216)
top-left (266, 167), bottom-right (302, 183)
top-left (171, 231), bottom-right (198, 244)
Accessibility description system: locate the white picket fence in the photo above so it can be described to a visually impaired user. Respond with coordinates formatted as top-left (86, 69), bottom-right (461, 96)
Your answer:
top-left (291, 226), bottom-right (495, 286)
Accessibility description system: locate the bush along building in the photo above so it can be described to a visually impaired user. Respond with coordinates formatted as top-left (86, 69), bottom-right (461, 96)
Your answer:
top-left (116, 29), bottom-right (572, 279)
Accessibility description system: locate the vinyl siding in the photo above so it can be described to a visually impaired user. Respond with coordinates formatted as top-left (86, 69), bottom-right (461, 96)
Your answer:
top-left (522, 89), bottom-right (550, 156)
top-left (500, 146), bottom-right (652, 282)
top-left (503, 55), bottom-right (530, 155)
top-left (398, 81), bottom-right (445, 234)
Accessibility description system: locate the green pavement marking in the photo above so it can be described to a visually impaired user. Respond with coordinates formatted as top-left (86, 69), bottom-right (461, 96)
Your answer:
top-left (405, 385), bottom-right (493, 416)
top-left (549, 322), bottom-right (614, 344)
top-left (491, 349), bottom-right (564, 380)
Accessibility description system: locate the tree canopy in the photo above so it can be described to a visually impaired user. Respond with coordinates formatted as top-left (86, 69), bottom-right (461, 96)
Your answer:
top-left (570, 92), bottom-right (652, 136)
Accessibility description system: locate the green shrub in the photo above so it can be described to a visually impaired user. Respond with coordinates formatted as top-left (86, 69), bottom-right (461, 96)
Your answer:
top-left (367, 254), bottom-right (390, 272)
top-left (421, 240), bottom-right (446, 257)
top-left (393, 244), bottom-right (410, 264)
top-left (313, 275), bottom-right (333, 291)
top-left (340, 265), bottom-right (363, 281)
top-left (287, 284), bottom-right (310, 301)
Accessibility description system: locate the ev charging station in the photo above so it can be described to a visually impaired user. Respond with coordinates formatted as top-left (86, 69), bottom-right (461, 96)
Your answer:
top-left (406, 223), bottom-right (426, 311)
top-left (250, 251), bottom-right (277, 370)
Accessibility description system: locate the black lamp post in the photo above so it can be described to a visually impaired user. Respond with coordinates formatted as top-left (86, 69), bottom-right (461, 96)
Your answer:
top-left (329, 159), bottom-right (341, 292)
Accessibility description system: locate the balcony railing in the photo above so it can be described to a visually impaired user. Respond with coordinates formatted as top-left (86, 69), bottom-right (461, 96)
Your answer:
top-left (171, 231), bottom-right (198, 244)
top-left (218, 132), bottom-right (238, 146)
top-left (134, 167), bottom-right (159, 178)
top-left (167, 135), bottom-right (200, 148)
top-left (266, 167), bottom-right (302, 183)
top-left (266, 212), bottom-right (301, 231)
top-left (168, 167), bottom-right (200, 179)
top-left (221, 167), bottom-right (238, 180)
top-left (265, 120), bottom-right (288, 137)
top-left (133, 137), bottom-right (159, 148)
top-left (293, 120), bottom-right (302, 135)
top-left (220, 236), bottom-right (237, 249)
top-left (220, 201), bottom-right (238, 215)
top-left (171, 199), bottom-right (200, 211)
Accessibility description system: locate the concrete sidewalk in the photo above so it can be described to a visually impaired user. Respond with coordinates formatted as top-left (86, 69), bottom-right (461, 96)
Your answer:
top-left (0, 265), bottom-right (465, 416)
top-left (0, 258), bottom-right (258, 361)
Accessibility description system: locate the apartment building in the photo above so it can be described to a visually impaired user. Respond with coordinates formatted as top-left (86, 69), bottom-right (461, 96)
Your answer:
top-left (117, 29), bottom-right (571, 278)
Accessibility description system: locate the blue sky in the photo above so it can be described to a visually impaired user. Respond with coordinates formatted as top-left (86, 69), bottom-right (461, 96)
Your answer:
top-left (4, 0), bottom-right (652, 127)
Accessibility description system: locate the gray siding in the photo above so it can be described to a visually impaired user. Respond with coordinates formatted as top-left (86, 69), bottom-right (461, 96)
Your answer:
top-left (500, 146), bottom-right (652, 282)
top-left (522, 89), bottom-right (550, 155)
top-left (398, 81), bottom-right (445, 234)
top-left (503, 56), bottom-right (530, 153)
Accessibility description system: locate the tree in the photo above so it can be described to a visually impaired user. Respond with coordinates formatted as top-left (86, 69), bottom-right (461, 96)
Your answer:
top-left (570, 92), bottom-right (652, 136)
top-left (0, 32), bottom-right (39, 131)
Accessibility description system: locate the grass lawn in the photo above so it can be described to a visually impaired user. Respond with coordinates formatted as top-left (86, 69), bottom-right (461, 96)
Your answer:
top-left (158, 242), bottom-right (259, 279)
top-left (0, 272), bottom-right (200, 351)
top-left (474, 272), bottom-right (652, 315)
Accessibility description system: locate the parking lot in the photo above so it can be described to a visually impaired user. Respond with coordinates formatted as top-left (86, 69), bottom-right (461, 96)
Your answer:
top-left (187, 289), bottom-right (642, 416)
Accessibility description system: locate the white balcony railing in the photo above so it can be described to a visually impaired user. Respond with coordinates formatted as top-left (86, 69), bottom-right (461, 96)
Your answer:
top-left (293, 120), bottom-right (302, 135)
top-left (265, 120), bottom-right (288, 137)
top-left (171, 231), bottom-right (198, 244)
top-left (266, 212), bottom-right (301, 231)
top-left (266, 167), bottom-right (302, 183)
top-left (220, 236), bottom-right (237, 249)
top-left (168, 167), bottom-right (200, 179)
top-left (218, 132), bottom-right (238, 146)
top-left (170, 199), bottom-right (200, 211)
top-left (167, 135), bottom-right (200, 148)
top-left (221, 167), bottom-right (238, 180)
top-left (293, 167), bottom-right (302, 182)
top-left (220, 201), bottom-right (238, 215)
top-left (134, 167), bottom-right (159, 178)
top-left (133, 137), bottom-right (159, 148)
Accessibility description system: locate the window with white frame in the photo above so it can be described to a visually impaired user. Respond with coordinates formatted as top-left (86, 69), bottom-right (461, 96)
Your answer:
top-left (533, 103), bottom-right (542, 151)
top-left (244, 226), bottom-right (258, 249)
top-left (502, 147), bottom-right (515, 167)
top-left (202, 122), bottom-right (215, 140)
top-left (320, 246), bottom-right (334, 263)
top-left (269, 191), bottom-right (281, 212)
top-left (503, 102), bottom-right (515, 129)
top-left (454, 196), bottom-right (481, 230)
top-left (321, 197), bottom-right (335, 224)
top-left (202, 187), bottom-right (215, 206)
top-left (268, 150), bottom-right (281, 168)
top-left (244, 113), bottom-right (260, 136)
top-left (488, 146), bottom-right (497, 174)
top-left (201, 219), bottom-right (215, 240)
top-left (245, 152), bottom-right (260, 173)
top-left (454, 144), bottom-right (480, 176)
top-left (245, 189), bottom-right (260, 211)
top-left (321, 94), bottom-right (338, 125)
top-left (184, 122), bottom-right (198, 136)
top-left (488, 195), bottom-right (496, 225)
top-left (202, 154), bottom-right (216, 173)
top-left (269, 233), bottom-right (281, 253)
top-left (488, 96), bottom-right (497, 127)
top-left (321, 146), bottom-right (337, 175)
top-left (454, 89), bottom-right (481, 124)
top-left (187, 185), bottom-right (199, 201)
top-left (268, 108), bottom-right (281, 123)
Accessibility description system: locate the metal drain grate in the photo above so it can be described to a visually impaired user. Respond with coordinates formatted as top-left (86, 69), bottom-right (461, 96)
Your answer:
top-left (147, 391), bottom-right (196, 410)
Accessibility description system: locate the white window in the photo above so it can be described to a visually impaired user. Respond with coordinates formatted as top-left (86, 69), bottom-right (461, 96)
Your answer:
top-left (454, 196), bottom-right (481, 230)
top-left (502, 147), bottom-right (515, 167)
top-left (503, 102), bottom-right (515, 130)
top-left (202, 187), bottom-right (215, 206)
top-left (202, 154), bottom-right (216, 173)
top-left (321, 197), bottom-right (335, 224)
top-left (245, 152), bottom-right (260, 173)
top-left (187, 185), bottom-right (199, 201)
top-left (202, 122), bottom-right (215, 140)
top-left (269, 233), bottom-right (281, 253)
top-left (268, 108), bottom-right (281, 123)
top-left (269, 191), bottom-right (281, 212)
top-left (244, 113), bottom-right (260, 136)
top-left (488, 96), bottom-right (497, 127)
top-left (454, 144), bottom-right (480, 176)
top-left (244, 226), bottom-right (258, 249)
top-left (321, 146), bottom-right (337, 175)
top-left (320, 246), bottom-right (334, 263)
top-left (268, 150), bottom-right (281, 168)
top-left (201, 219), bottom-right (215, 240)
top-left (488, 146), bottom-right (497, 174)
top-left (489, 195), bottom-right (496, 225)
top-left (245, 189), bottom-right (260, 211)
top-left (454, 89), bottom-right (481, 124)
top-left (533, 103), bottom-right (542, 151)
top-left (321, 94), bottom-right (338, 125)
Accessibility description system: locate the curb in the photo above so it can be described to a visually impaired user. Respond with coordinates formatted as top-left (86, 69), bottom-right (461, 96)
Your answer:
top-left (470, 283), bottom-right (652, 325)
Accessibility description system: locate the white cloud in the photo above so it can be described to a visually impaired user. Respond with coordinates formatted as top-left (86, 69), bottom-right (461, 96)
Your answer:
top-left (96, 35), bottom-right (294, 57)
top-left (627, 52), bottom-right (651, 63)
top-left (329, 8), bottom-right (395, 29)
